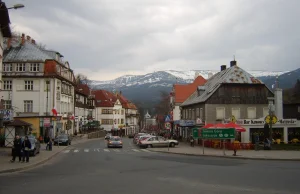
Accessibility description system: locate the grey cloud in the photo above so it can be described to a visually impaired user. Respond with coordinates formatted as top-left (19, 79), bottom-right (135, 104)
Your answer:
top-left (7, 0), bottom-right (300, 80)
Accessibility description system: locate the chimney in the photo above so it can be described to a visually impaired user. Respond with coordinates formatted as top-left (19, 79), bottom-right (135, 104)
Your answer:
top-left (220, 65), bottom-right (226, 71)
top-left (230, 60), bottom-right (237, 67)
top-left (31, 39), bottom-right (36, 44)
top-left (21, 33), bottom-right (25, 45)
top-left (7, 38), bottom-right (12, 49)
top-left (26, 35), bottom-right (31, 41)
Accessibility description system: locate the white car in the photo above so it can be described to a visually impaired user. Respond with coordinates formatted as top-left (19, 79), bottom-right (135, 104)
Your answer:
top-left (139, 136), bottom-right (179, 148)
top-left (136, 135), bottom-right (154, 145)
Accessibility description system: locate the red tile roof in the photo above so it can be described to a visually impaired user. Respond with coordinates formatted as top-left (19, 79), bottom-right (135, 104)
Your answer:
top-left (75, 84), bottom-right (91, 96)
top-left (173, 76), bottom-right (207, 103)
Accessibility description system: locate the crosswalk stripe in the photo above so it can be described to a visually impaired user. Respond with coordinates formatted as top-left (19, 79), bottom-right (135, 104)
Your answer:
top-left (132, 149), bottom-right (140, 152)
top-left (63, 150), bottom-right (70, 153)
top-left (104, 149), bottom-right (110, 152)
top-left (74, 149), bottom-right (79, 153)
top-left (113, 149), bottom-right (120, 152)
top-left (141, 149), bottom-right (150, 152)
top-left (84, 149), bottom-right (89, 152)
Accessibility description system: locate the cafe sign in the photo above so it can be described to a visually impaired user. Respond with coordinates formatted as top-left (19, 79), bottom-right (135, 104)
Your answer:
top-left (224, 118), bottom-right (297, 125)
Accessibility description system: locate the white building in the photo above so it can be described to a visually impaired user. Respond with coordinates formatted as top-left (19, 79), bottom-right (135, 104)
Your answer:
top-left (2, 34), bottom-right (76, 138)
top-left (93, 90), bottom-right (139, 135)
top-left (74, 84), bottom-right (96, 133)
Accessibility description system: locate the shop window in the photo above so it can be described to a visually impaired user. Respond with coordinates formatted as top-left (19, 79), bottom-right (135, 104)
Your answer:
top-left (231, 108), bottom-right (240, 119)
top-left (196, 108), bottom-right (200, 117)
top-left (247, 107), bottom-right (256, 119)
top-left (216, 107), bottom-right (225, 120)
top-left (200, 108), bottom-right (203, 120)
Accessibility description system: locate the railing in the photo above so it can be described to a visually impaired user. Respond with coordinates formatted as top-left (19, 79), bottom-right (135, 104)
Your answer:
top-left (203, 140), bottom-right (254, 150)
top-left (87, 130), bottom-right (106, 139)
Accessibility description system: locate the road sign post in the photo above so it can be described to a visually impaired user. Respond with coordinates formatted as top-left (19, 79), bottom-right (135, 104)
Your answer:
top-left (201, 128), bottom-right (235, 139)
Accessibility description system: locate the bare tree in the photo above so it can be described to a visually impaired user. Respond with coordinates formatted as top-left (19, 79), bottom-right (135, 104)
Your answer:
top-left (155, 90), bottom-right (170, 115)
top-left (75, 73), bottom-right (92, 86)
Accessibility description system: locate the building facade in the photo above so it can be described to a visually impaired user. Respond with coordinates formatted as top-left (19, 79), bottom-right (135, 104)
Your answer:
top-left (2, 34), bottom-right (76, 138)
top-left (181, 60), bottom-right (300, 143)
top-left (74, 84), bottom-right (95, 133)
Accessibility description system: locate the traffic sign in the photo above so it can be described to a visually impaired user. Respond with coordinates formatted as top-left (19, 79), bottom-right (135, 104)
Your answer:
top-left (165, 122), bottom-right (171, 130)
top-left (192, 128), bottom-right (202, 138)
top-left (201, 128), bottom-right (235, 139)
top-left (165, 115), bottom-right (171, 122)
top-left (265, 115), bottom-right (277, 124)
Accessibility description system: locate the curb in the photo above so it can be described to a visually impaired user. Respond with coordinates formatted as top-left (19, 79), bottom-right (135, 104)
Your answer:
top-left (0, 137), bottom-right (97, 174)
top-left (149, 150), bottom-right (300, 161)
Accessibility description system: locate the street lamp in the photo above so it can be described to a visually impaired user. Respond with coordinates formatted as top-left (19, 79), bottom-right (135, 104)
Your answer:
top-left (7, 4), bottom-right (25, 10)
top-left (46, 80), bottom-right (50, 116)
top-left (267, 97), bottom-right (275, 143)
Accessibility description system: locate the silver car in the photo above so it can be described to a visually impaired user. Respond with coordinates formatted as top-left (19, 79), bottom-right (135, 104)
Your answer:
top-left (107, 136), bottom-right (123, 148)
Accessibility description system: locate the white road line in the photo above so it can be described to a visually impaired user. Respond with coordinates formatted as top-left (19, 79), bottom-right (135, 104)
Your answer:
top-left (84, 149), bottom-right (89, 152)
top-left (132, 149), bottom-right (140, 152)
top-left (113, 149), bottom-right (120, 152)
top-left (141, 149), bottom-right (150, 152)
top-left (74, 149), bottom-right (79, 153)
top-left (63, 150), bottom-right (70, 153)
top-left (104, 149), bottom-right (110, 152)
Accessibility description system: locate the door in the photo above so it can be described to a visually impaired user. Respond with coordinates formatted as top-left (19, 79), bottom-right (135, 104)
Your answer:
top-left (158, 136), bottom-right (169, 147)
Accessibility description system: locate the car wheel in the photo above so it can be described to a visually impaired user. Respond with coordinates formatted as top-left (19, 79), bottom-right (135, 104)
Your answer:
top-left (170, 143), bottom-right (175, 147)
top-left (147, 144), bottom-right (153, 148)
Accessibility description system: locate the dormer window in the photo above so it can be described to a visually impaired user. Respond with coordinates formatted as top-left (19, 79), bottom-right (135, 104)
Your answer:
top-left (16, 63), bottom-right (25, 72)
top-left (30, 63), bottom-right (39, 72)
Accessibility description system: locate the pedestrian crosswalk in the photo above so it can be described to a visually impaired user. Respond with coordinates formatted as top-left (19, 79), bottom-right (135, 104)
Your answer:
top-left (61, 148), bottom-right (152, 154)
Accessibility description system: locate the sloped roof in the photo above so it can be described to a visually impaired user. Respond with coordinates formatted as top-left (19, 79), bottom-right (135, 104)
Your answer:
top-left (173, 75), bottom-right (207, 103)
top-left (3, 37), bottom-right (54, 62)
top-left (75, 84), bottom-right (91, 96)
top-left (7, 119), bottom-right (32, 127)
top-left (181, 64), bottom-right (264, 106)
top-left (116, 93), bottom-right (137, 109)
top-left (93, 90), bottom-right (116, 107)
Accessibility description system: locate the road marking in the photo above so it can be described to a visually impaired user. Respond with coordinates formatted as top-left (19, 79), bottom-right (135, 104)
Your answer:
top-left (141, 149), bottom-right (150, 152)
top-left (113, 149), bottom-right (120, 152)
top-left (63, 150), bottom-right (70, 153)
top-left (74, 149), bottom-right (79, 153)
top-left (84, 149), bottom-right (89, 152)
top-left (132, 149), bottom-right (140, 152)
top-left (104, 149), bottom-right (110, 152)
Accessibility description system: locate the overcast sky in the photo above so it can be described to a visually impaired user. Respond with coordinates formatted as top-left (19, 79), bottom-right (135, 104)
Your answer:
top-left (7, 0), bottom-right (300, 81)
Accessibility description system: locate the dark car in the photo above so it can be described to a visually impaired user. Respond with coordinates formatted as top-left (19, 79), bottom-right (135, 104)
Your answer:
top-left (128, 134), bottom-right (134, 138)
top-left (54, 134), bottom-right (71, 146)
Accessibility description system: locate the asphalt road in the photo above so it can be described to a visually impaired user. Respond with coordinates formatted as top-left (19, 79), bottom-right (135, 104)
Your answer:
top-left (0, 138), bottom-right (299, 194)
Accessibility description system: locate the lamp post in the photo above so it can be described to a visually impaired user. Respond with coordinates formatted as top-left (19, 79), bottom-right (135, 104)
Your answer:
top-left (267, 97), bottom-right (275, 144)
top-left (6, 4), bottom-right (25, 10)
top-left (46, 80), bottom-right (50, 116)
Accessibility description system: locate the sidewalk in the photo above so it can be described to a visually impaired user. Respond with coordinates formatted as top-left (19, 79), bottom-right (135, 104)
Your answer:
top-left (0, 134), bottom-right (90, 174)
top-left (148, 143), bottom-right (300, 161)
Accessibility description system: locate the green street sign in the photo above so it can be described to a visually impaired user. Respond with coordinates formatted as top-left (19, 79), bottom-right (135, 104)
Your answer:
top-left (201, 128), bottom-right (235, 139)
top-left (192, 128), bottom-right (199, 138)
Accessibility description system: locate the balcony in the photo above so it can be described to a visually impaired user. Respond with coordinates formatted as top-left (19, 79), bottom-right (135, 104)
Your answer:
top-left (75, 101), bottom-right (89, 109)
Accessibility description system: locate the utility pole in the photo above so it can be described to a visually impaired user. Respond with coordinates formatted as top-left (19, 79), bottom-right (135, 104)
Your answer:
top-left (46, 80), bottom-right (50, 116)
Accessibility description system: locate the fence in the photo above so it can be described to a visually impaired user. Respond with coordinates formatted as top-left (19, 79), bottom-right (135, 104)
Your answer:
top-left (87, 130), bottom-right (106, 139)
top-left (203, 140), bottom-right (254, 150)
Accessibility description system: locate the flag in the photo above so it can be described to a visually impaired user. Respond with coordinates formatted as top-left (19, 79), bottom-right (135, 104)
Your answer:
top-left (51, 107), bottom-right (58, 116)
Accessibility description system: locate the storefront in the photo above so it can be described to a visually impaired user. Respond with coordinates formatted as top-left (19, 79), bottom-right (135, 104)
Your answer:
top-left (174, 120), bottom-right (195, 139)
top-left (224, 118), bottom-right (299, 143)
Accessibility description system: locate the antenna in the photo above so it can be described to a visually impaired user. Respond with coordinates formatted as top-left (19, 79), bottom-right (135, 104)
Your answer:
top-left (233, 55), bottom-right (236, 61)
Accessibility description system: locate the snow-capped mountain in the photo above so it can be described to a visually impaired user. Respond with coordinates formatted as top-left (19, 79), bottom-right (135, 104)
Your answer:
top-left (92, 70), bottom-right (288, 88)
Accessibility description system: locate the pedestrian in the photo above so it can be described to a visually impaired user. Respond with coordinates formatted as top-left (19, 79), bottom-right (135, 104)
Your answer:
top-left (10, 135), bottom-right (22, 162)
top-left (190, 135), bottom-right (194, 147)
top-left (47, 139), bottom-right (53, 151)
top-left (255, 134), bottom-right (260, 151)
top-left (22, 136), bottom-right (32, 163)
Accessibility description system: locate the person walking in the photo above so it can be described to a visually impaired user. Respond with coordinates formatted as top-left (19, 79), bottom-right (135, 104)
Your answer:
top-left (21, 136), bottom-right (32, 163)
top-left (10, 135), bottom-right (22, 162)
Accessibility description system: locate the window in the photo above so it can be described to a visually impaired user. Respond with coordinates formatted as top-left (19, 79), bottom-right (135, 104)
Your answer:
top-left (101, 119), bottom-right (113, 125)
top-left (102, 109), bottom-right (113, 114)
top-left (196, 108), bottom-right (200, 117)
top-left (263, 107), bottom-right (269, 118)
top-left (24, 100), bottom-right (33, 112)
top-left (30, 63), bottom-right (39, 72)
top-left (25, 81), bottom-right (33, 90)
top-left (247, 107), bottom-right (256, 119)
top-left (121, 119), bottom-right (124, 124)
top-left (121, 110), bottom-right (124, 115)
top-left (3, 80), bottom-right (12, 90)
top-left (16, 63), bottom-right (26, 72)
top-left (3, 64), bottom-right (12, 72)
top-left (200, 108), bottom-right (203, 120)
top-left (216, 107), bottom-right (225, 120)
top-left (4, 100), bottom-right (11, 109)
top-left (192, 109), bottom-right (195, 120)
top-left (232, 108), bottom-right (240, 119)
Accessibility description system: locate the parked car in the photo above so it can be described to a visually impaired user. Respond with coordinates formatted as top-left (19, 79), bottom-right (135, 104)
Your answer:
top-left (139, 136), bottom-right (179, 148)
top-left (107, 136), bottom-right (123, 148)
top-left (105, 133), bottom-right (112, 140)
top-left (128, 134), bottom-right (135, 138)
top-left (54, 134), bottom-right (72, 146)
top-left (136, 135), bottom-right (155, 145)
top-left (133, 133), bottom-right (147, 144)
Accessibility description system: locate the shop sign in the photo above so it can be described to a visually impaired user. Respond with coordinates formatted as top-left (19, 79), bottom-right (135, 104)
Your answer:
top-left (178, 120), bottom-right (195, 127)
top-left (196, 118), bottom-right (203, 124)
top-left (0, 109), bottom-right (13, 121)
top-left (224, 118), bottom-right (297, 125)
top-left (44, 118), bottom-right (51, 127)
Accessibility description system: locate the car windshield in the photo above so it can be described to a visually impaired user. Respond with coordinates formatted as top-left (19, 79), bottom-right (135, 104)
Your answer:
top-left (58, 135), bottom-right (68, 139)
top-left (111, 137), bottom-right (120, 141)
top-left (28, 138), bottom-right (35, 144)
